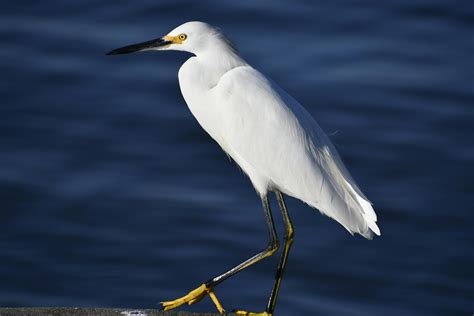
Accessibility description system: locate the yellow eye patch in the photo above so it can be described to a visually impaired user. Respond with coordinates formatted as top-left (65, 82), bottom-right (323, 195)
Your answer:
top-left (164, 33), bottom-right (187, 44)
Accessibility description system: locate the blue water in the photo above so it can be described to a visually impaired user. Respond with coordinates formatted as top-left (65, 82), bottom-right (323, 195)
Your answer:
top-left (1, 1), bottom-right (473, 315)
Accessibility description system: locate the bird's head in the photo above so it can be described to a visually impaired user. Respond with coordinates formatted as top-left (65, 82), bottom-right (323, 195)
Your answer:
top-left (106, 21), bottom-right (234, 56)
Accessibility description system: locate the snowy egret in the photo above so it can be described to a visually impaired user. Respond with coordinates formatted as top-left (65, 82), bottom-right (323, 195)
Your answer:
top-left (107, 21), bottom-right (380, 315)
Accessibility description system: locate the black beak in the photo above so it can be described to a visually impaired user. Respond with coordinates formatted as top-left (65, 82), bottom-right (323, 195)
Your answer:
top-left (106, 37), bottom-right (171, 55)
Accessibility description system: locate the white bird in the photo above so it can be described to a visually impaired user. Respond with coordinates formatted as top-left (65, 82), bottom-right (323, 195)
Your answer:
top-left (107, 21), bottom-right (380, 316)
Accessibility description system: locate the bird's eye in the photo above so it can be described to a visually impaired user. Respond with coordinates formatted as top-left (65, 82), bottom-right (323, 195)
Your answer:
top-left (178, 34), bottom-right (187, 41)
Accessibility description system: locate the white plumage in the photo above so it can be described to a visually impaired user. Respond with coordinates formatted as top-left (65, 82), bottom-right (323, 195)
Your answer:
top-left (174, 22), bottom-right (380, 239)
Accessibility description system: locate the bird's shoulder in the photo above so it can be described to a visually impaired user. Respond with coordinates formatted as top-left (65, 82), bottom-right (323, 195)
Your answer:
top-left (213, 65), bottom-right (273, 97)
top-left (212, 65), bottom-right (295, 115)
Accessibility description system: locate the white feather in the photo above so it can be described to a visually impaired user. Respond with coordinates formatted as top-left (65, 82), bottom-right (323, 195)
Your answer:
top-left (172, 22), bottom-right (380, 239)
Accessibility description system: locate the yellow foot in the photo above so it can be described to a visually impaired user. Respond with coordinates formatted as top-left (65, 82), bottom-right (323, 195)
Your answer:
top-left (234, 311), bottom-right (271, 316)
top-left (160, 283), bottom-right (225, 314)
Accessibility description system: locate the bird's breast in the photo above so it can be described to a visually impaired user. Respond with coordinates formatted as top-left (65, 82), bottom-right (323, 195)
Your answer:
top-left (178, 58), bottom-right (227, 148)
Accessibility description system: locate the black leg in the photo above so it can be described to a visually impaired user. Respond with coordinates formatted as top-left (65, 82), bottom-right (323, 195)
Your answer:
top-left (206, 194), bottom-right (280, 288)
top-left (265, 191), bottom-right (294, 314)
top-left (161, 194), bottom-right (281, 314)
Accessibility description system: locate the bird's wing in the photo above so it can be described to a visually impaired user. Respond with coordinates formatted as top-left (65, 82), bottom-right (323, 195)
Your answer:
top-left (211, 66), bottom-right (380, 238)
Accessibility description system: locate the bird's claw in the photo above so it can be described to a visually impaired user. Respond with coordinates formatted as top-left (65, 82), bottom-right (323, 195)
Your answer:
top-left (234, 311), bottom-right (272, 316)
top-left (160, 283), bottom-right (225, 314)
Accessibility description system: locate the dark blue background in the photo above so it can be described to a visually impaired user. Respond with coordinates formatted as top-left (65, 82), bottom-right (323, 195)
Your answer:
top-left (1, 1), bottom-right (473, 315)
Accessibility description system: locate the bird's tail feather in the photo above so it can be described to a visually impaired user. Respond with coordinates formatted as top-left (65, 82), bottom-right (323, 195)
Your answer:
top-left (309, 146), bottom-right (381, 239)
top-left (344, 179), bottom-right (380, 238)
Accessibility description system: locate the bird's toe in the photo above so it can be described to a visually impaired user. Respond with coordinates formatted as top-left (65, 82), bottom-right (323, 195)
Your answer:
top-left (234, 310), bottom-right (272, 316)
top-left (160, 283), bottom-right (225, 313)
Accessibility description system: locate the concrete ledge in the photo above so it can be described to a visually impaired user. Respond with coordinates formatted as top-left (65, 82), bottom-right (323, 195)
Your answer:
top-left (0, 307), bottom-right (238, 316)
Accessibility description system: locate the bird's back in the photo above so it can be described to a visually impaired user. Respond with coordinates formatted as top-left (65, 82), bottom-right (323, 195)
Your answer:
top-left (211, 66), bottom-right (380, 239)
